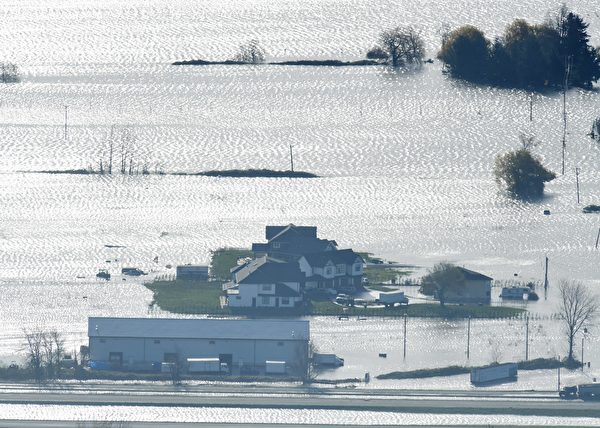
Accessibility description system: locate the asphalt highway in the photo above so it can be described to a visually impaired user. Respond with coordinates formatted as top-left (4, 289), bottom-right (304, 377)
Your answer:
top-left (0, 383), bottom-right (598, 426)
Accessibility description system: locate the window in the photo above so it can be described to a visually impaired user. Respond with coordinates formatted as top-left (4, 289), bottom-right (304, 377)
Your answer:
top-left (272, 242), bottom-right (280, 249)
top-left (99, 339), bottom-right (106, 343)
top-left (277, 341), bottom-right (284, 347)
top-left (261, 296), bottom-right (270, 305)
top-left (261, 284), bottom-right (273, 292)
top-left (235, 295), bottom-right (241, 300)
top-left (153, 339), bottom-right (160, 344)
top-left (281, 297), bottom-right (290, 305)
top-left (209, 340), bottom-right (215, 345)
top-left (336, 264), bottom-right (345, 274)
top-left (325, 267), bottom-right (333, 275)
top-left (354, 264), bottom-right (361, 272)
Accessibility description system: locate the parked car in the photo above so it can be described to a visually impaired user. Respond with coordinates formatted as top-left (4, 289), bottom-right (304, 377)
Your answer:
top-left (121, 267), bottom-right (146, 276)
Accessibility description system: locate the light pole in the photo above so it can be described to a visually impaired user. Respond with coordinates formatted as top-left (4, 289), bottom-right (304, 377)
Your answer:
top-left (466, 316), bottom-right (471, 359)
top-left (64, 105), bottom-right (68, 140)
top-left (581, 327), bottom-right (588, 371)
top-left (557, 357), bottom-right (561, 391)
top-left (403, 314), bottom-right (407, 359)
top-left (525, 316), bottom-right (529, 361)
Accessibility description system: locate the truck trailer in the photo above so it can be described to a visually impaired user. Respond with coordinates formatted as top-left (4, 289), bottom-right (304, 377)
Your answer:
top-left (470, 363), bottom-right (518, 385)
top-left (377, 291), bottom-right (409, 307)
top-left (313, 353), bottom-right (344, 367)
top-left (560, 383), bottom-right (600, 400)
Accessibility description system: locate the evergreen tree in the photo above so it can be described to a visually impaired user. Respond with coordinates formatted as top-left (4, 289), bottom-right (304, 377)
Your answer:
top-left (561, 12), bottom-right (600, 87)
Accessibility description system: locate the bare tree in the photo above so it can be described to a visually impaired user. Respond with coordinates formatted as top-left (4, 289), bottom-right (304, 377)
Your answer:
top-left (233, 40), bottom-right (266, 64)
top-left (557, 280), bottom-right (599, 363)
top-left (371, 26), bottom-right (425, 67)
top-left (24, 329), bottom-right (45, 381)
top-left (23, 329), bottom-right (65, 381)
top-left (519, 133), bottom-right (539, 150)
top-left (0, 62), bottom-right (20, 83)
top-left (43, 331), bottom-right (65, 379)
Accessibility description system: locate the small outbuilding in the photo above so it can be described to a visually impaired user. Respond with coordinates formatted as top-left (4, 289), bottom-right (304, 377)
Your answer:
top-left (176, 265), bottom-right (209, 280)
top-left (440, 267), bottom-right (493, 304)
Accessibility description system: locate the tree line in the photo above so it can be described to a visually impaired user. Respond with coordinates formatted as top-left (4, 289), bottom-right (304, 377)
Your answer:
top-left (438, 6), bottom-right (600, 88)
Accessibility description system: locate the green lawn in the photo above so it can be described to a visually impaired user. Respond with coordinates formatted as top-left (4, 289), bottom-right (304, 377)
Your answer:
top-left (145, 278), bottom-right (225, 313)
top-left (210, 247), bottom-right (254, 280)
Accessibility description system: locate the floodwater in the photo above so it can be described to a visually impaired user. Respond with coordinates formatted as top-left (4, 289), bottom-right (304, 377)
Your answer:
top-left (0, 0), bottom-right (600, 406)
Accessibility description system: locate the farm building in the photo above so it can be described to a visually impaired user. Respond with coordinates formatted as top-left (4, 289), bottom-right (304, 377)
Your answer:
top-left (441, 267), bottom-right (493, 304)
top-left (88, 317), bottom-right (309, 376)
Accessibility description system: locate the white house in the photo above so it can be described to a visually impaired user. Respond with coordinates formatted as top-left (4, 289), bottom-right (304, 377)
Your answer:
top-left (88, 317), bottom-right (309, 375)
top-left (226, 257), bottom-right (304, 308)
top-left (298, 249), bottom-right (364, 291)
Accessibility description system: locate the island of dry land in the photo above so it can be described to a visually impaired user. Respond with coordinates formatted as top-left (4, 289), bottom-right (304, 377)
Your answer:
top-left (144, 248), bottom-right (524, 319)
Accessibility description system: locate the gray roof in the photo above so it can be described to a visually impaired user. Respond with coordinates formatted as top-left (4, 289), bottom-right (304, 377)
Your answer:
top-left (458, 267), bottom-right (493, 281)
top-left (266, 224), bottom-right (317, 240)
top-left (236, 257), bottom-right (305, 284)
top-left (301, 249), bottom-right (363, 267)
top-left (88, 317), bottom-right (309, 341)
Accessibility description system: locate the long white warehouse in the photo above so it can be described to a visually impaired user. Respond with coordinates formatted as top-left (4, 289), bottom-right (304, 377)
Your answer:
top-left (88, 317), bottom-right (309, 376)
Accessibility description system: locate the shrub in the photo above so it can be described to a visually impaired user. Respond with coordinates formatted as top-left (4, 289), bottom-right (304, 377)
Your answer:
top-left (437, 25), bottom-right (489, 80)
top-left (494, 149), bottom-right (556, 199)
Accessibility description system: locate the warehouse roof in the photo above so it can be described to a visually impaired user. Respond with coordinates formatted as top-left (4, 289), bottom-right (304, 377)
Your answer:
top-left (88, 317), bottom-right (309, 341)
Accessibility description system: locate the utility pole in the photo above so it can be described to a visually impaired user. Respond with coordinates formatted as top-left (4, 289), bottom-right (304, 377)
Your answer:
top-left (561, 56), bottom-right (572, 175)
top-left (289, 144), bottom-right (294, 172)
top-left (64, 105), bottom-right (68, 140)
top-left (529, 92), bottom-right (533, 122)
top-left (466, 316), bottom-right (471, 359)
top-left (403, 314), bottom-right (407, 359)
top-left (595, 227), bottom-right (600, 249)
top-left (575, 167), bottom-right (580, 204)
top-left (525, 316), bottom-right (529, 361)
top-left (581, 336), bottom-right (585, 371)
top-left (544, 256), bottom-right (549, 300)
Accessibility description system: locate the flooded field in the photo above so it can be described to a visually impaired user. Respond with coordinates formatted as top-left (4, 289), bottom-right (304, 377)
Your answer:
top-left (0, 0), bottom-right (599, 401)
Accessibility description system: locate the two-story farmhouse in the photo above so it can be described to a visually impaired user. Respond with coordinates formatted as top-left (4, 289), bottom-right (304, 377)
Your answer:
top-left (225, 225), bottom-right (364, 308)
top-left (298, 249), bottom-right (364, 291)
top-left (227, 256), bottom-right (305, 308)
top-left (251, 224), bottom-right (337, 262)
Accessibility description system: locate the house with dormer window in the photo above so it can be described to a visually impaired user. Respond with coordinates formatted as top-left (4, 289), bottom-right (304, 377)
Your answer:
top-left (225, 225), bottom-right (365, 308)
top-left (251, 224), bottom-right (337, 262)
top-left (226, 256), bottom-right (305, 308)
top-left (298, 249), bottom-right (364, 292)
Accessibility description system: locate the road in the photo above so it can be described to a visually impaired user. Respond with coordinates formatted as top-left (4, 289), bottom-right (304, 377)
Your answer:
top-left (0, 382), bottom-right (598, 426)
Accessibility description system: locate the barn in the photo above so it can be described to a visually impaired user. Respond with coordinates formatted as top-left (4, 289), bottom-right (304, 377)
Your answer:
top-left (88, 317), bottom-right (309, 376)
